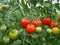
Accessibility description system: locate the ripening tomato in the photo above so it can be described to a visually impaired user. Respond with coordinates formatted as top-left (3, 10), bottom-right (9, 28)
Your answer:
top-left (21, 18), bottom-right (31, 28)
top-left (52, 27), bottom-right (59, 35)
top-left (26, 24), bottom-right (36, 34)
top-left (31, 19), bottom-right (42, 27)
top-left (50, 22), bottom-right (58, 28)
top-left (43, 18), bottom-right (51, 25)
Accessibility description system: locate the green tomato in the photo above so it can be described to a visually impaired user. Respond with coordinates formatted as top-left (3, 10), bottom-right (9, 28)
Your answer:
top-left (0, 25), bottom-right (7, 32)
top-left (8, 29), bottom-right (19, 40)
top-left (2, 5), bottom-right (10, 9)
top-left (46, 28), bottom-right (52, 34)
top-left (36, 27), bottom-right (42, 33)
top-left (42, 37), bottom-right (46, 42)
top-left (0, 6), bottom-right (3, 12)
top-left (10, 22), bottom-right (16, 27)
top-left (3, 36), bottom-right (10, 43)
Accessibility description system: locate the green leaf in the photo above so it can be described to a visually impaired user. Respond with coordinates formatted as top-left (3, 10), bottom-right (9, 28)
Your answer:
top-left (11, 39), bottom-right (21, 45)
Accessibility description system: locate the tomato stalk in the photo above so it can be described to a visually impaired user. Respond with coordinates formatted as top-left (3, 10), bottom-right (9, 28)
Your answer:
top-left (23, 36), bottom-right (26, 45)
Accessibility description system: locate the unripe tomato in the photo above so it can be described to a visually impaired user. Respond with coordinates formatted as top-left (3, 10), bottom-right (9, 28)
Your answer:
top-left (8, 29), bottom-right (19, 40)
top-left (0, 25), bottom-right (7, 32)
top-left (21, 18), bottom-right (31, 28)
top-left (50, 22), bottom-right (58, 28)
top-left (42, 37), bottom-right (46, 42)
top-left (26, 24), bottom-right (36, 34)
top-left (0, 6), bottom-right (3, 12)
top-left (46, 28), bottom-right (52, 34)
top-left (2, 5), bottom-right (10, 9)
top-left (43, 18), bottom-right (51, 25)
top-left (52, 27), bottom-right (59, 35)
top-left (36, 27), bottom-right (42, 33)
top-left (10, 22), bottom-right (16, 27)
top-left (31, 19), bottom-right (42, 27)
top-left (58, 17), bottom-right (60, 20)
top-left (3, 36), bottom-right (10, 43)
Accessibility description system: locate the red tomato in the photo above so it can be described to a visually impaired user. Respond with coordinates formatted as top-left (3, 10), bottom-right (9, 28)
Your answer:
top-left (43, 18), bottom-right (51, 25)
top-left (26, 24), bottom-right (36, 34)
top-left (58, 17), bottom-right (60, 20)
top-left (21, 18), bottom-right (31, 28)
top-left (31, 19), bottom-right (42, 27)
top-left (50, 22), bottom-right (58, 28)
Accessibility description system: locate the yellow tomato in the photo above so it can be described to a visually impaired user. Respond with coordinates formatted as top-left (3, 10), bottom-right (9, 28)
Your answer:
top-left (52, 27), bottom-right (59, 35)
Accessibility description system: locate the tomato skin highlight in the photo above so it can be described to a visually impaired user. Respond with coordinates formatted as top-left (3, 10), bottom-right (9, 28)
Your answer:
top-left (21, 18), bottom-right (31, 28)
top-left (26, 24), bottom-right (36, 34)
top-left (43, 18), bottom-right (51, 25)
top-left (50, 22), bottom-right (58, 28)
top-left (31, 19), bottom-right (42, 27)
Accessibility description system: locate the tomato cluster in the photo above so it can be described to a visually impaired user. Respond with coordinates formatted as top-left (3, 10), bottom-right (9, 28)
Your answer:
top-left (1, 28), bottom-right (19, 44)
top-left (1, 17), bottom-right (60, 44)
top-left (21, 18), bottom-right (42, 34)
top-left (20, 18), bottom-right (59, 35)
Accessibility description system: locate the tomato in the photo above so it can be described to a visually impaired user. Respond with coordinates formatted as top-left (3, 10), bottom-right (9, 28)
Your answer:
top-left (8, 29), bottom-right (19, 40)
top-left (36, 27), bottom-right (42, 33)
top-left (21, 18), bottom-right (31, 28)
top-left (43, 18), bottom-right (51, 25)
top-left (54, 22), bottom-right (58, 27)
top-left (2, 5), bottom-right (10, 9)
top-left (0, 25), bottom-right (7, 32)
top-left (31, 19), bottom-right (42, 27)
top-left (50, 22), bottom-right (58, 28)
top-left (0, 6), bottom-right (3, 12)
top-left (42, 37), bottom-right (46, 42)
top-left (46, 28), bottom-right (52, 34)
top-left (58, 17), bottom-right (60, 20)
top-left (10, 22), bottom-right (16, 28)
top-left (3, 36), bottom-right (10, 43)
top-left (52, 27), bottom-right (59, 35)
top-left (26, 24), bottom-right (36, 34)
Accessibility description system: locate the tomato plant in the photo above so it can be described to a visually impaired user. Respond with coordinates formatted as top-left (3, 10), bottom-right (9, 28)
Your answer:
top-left (0, 0), bottom-right (60, 45)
